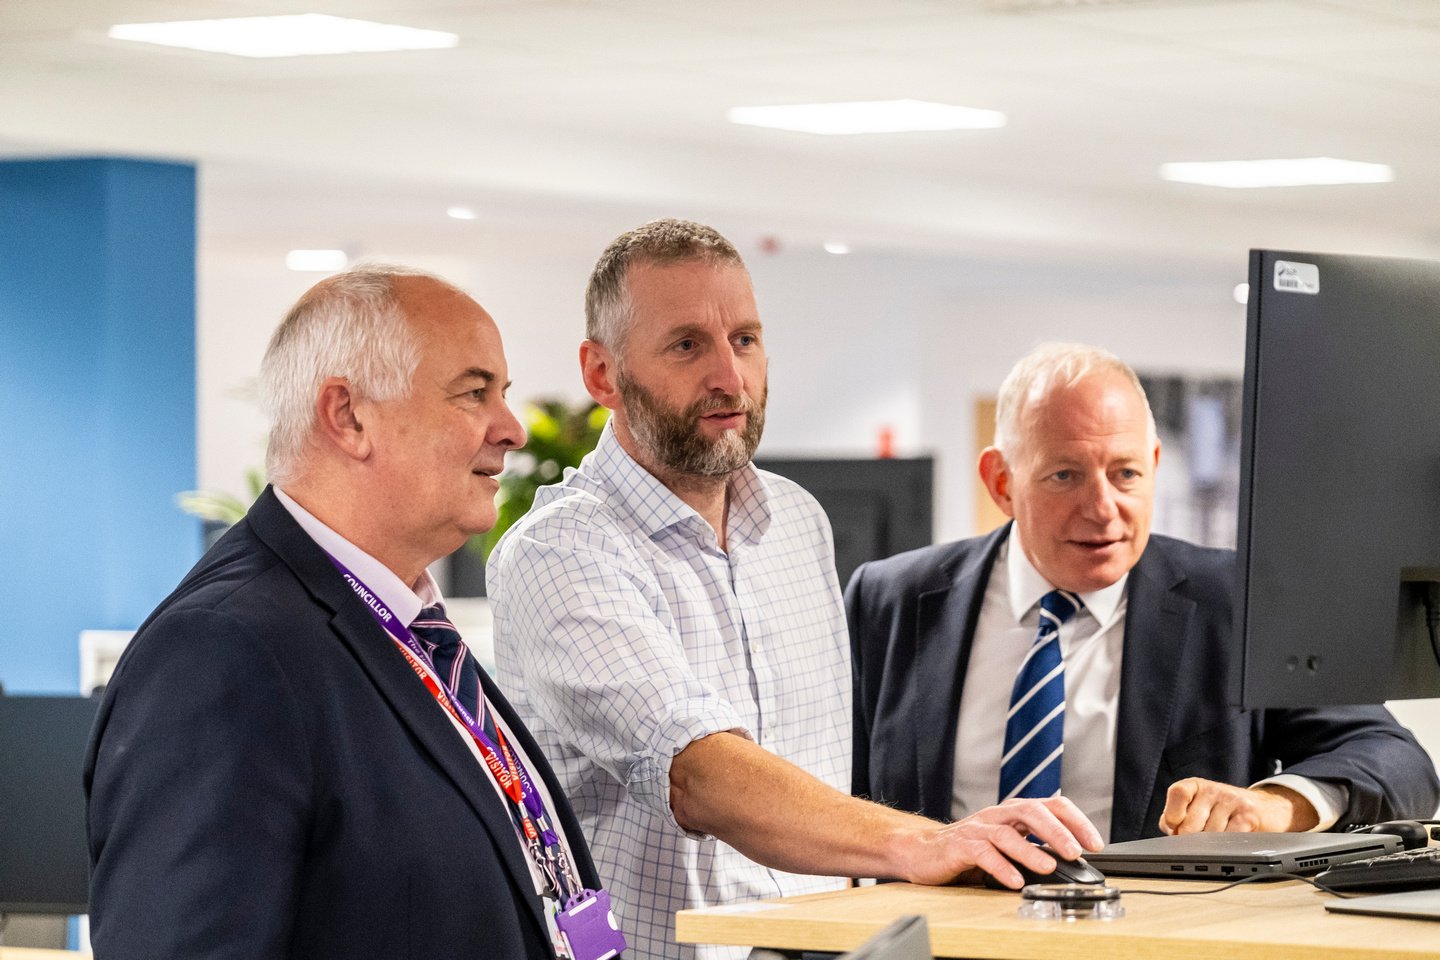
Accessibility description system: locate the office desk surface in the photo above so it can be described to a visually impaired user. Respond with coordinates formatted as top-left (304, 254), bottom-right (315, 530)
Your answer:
top-left (676, 879), bottom-right (1440, 959)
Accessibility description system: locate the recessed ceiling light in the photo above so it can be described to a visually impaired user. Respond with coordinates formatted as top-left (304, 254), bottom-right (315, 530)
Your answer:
top-left (286, 249), bottom-right (349, 272)
top-left (727, 99), bottom-right (1006, 135)
top-left (108, 14), bottom-right (459, 58)
top-left (823, 241), bottom-right (852, 255)
top-left (1159, 158), bottom-right (1393, 189)
top-left (447, 206), bottom-right (478, 221)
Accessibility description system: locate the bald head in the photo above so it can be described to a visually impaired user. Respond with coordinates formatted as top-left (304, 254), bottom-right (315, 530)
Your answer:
top-left (979, 343), bottom-right (1161, 593)
top-left (260, 265), bottom-right (451, 485)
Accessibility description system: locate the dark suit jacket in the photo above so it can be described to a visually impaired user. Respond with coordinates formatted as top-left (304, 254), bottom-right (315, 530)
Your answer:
top-left (85, 488), bottom-right (600, 960)
top-left (846, 525), bottom-right (1440, 842)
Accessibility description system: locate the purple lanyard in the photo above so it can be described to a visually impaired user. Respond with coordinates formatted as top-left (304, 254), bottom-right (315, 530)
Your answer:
top-left (327, 554), bottom-right (579, 899)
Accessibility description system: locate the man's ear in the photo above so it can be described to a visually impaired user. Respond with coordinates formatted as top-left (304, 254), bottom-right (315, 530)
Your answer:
top-left (314, 377), bottom-right (372, 462)
top-left (580, 339), bottom-right (622, 411)
top-left (978, 446), bottom-right (1017, 519)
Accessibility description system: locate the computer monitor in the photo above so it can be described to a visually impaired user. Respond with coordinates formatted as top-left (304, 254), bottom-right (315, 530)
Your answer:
top-left (754, 457), bottom-right (934, 588)
top-left (0, 695), bottom-right (99, 914)
top-left (1235, 249), bottom-right (1440, 708)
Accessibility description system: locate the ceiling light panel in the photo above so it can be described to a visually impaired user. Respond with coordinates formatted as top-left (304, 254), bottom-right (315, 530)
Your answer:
top-left (1159, 157), bottom-right (1394, 188)
top-left (286, 249), bottom-right (349, 272)
top-left (727, 99), bottom-right (1006, 135)
top-left (108, 15), bottom-right (459, 59)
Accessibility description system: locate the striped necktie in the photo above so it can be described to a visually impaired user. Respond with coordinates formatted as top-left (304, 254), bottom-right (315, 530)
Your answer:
top-left (410, 604), bottom-right (489, 736)
top-left (998, 589), bottom-right (1081, 803)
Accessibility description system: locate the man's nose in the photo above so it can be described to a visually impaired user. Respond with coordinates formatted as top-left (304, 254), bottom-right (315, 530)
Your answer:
top-left (705, 347), bottom-right (745, 396)
top-left (493, 400), bottom-right (527, 449)
top-left (1080, 476), bottom-right (1120, 523)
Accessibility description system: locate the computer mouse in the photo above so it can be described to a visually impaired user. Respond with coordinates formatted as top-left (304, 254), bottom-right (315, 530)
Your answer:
top-left (1350, 820), bottom-right (1432, 850)
top-left (984, 848), bottom-right (1107, 888)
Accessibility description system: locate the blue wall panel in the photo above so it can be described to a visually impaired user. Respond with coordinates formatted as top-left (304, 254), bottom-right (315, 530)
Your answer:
top-left (0, 158), bottom-right (198, 693)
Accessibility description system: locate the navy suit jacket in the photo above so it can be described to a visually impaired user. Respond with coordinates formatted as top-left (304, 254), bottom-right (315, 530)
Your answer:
top-left (85, 488), bottom-right (600, 960)
top-left (846, 526), bottom-right (1440, 842)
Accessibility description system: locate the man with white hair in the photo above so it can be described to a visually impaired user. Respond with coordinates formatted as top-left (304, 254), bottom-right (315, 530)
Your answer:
top-left (489, 222), bottom-right (1102, 960)
top-left (86, 267), bottom-right (620, 960)
top-left (848, 341), bottom-right (1439, 844)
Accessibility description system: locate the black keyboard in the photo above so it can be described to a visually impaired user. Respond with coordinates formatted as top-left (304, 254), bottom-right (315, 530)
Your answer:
top-left (1317, 846), bottom-right (1440, 891)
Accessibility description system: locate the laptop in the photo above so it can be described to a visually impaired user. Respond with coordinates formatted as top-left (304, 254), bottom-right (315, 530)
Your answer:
top-left (1325, 889), bottom-right (1440, 922)
top-left (1085, 832), bottom-right (1402, 879)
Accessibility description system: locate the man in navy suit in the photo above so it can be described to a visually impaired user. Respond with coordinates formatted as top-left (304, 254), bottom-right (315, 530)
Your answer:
top-left (847, 342), bottom-right (1439, 844)
top-left (86, 267), bottom-right (611, 959)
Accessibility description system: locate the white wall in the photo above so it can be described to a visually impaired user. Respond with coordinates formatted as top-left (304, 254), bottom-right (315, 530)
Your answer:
top-left (196, 238), bottom-right (1440, 785)
top-left (201, 244), bottom-right (1250, 537)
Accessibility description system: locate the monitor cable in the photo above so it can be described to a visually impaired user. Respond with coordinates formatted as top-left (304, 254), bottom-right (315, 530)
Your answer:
top-left (1425, 583), bottom-right (1440, 669)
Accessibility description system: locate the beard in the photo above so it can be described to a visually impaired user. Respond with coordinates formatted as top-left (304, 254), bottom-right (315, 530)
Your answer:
top-left (616, 371), bottom-right (767, 478)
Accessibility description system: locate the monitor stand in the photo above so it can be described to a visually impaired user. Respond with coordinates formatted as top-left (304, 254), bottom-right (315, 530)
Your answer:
top-left (1325, 888), bottom-right (1440, 922)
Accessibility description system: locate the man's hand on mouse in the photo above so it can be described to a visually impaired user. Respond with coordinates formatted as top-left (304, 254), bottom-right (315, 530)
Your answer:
top-left (896, 796), bottom-right (1104, 889)
top-left (1159, 778), bottom-right (1319, 835)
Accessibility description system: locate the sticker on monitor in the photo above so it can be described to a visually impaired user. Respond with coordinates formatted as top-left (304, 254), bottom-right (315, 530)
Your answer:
top-left (1274, 260), bottom-right (1320, 295)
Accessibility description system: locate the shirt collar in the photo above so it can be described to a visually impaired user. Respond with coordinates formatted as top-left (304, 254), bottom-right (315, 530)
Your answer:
top-left (1004, 525), bottom-right (1128, 629)
top-left (273, 486), bottom-right (442, 627)
top-left (583, 420), bottom-right (771, 548)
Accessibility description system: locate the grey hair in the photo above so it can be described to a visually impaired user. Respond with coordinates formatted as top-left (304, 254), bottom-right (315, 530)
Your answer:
top-left (259, 264), bottom-right (436, 485)
top-left (993, 341), bottom-right (1157, 459)
top-left (584, 218), bottom-right (745, 356)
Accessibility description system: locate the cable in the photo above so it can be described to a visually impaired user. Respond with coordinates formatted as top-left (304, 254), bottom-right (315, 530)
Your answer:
top-left (1425, 583), bottom-right (1440, 669)
top-left (1115, 871), bottom-right (1359, 899)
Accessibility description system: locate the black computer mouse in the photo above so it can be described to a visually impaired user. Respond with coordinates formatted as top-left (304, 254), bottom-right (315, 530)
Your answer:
top-left (1349, 820), bottom-right (1433, 850)
top-left (984, 848), bottom-right (1107, 888)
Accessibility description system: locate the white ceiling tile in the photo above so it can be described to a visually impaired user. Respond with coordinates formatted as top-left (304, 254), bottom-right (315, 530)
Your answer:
top-left (1, 0), bottom-right (1436, 274)
top-left (1035, 0), bottom-right (1377, 41)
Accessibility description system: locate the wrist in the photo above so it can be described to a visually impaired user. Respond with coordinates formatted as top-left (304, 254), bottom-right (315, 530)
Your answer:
top-left (875, 815), bottom-right (943, 882)
top-left (1253, 784), bottom-right (1319, 831)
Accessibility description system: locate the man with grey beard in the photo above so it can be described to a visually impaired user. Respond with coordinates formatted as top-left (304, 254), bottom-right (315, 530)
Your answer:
top-left (488, 219), bottom-right (1100, 960)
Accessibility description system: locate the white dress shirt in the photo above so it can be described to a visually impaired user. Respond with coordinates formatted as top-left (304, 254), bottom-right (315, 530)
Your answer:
top-left (952, 529), bottom-right (1344, 841)
top-left (952, 532), bottom-right (1127, 837)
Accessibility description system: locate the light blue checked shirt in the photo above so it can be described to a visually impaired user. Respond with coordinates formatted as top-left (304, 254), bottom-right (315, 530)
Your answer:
top-left (489, 423), bottom-right (851, 960)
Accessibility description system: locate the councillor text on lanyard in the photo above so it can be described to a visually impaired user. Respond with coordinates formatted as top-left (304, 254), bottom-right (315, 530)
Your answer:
top-left (327, 555), bottom-right (581, 903)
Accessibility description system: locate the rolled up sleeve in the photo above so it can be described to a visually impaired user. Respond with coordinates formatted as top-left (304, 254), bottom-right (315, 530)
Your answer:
top-left (494, 518), bottom-right (749, 836)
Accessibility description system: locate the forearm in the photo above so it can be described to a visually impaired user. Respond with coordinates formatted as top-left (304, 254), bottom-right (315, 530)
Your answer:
top-left (670, 731), bottom-right (931, 878)
top-left (669, 731), bottom-right (1102, 886)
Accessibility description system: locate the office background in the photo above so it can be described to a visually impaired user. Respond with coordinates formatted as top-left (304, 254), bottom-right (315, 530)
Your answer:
top-left (2, 1), bottom-right (1439, 755)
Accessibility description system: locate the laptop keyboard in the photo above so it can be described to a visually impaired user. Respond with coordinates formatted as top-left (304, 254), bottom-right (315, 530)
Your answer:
top-left (1316, 847), bottom-right (1440, 891)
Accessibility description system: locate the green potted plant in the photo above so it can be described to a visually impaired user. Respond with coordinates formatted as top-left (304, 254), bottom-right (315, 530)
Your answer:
top-left (447, 398), bottom-right (608, 595)
top-left (174, 400), bottom-right (606, 592)
top-left (177, 467), bottom-right (266, 549)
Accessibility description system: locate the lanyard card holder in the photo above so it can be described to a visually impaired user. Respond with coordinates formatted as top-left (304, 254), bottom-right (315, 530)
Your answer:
top-left (555, 888), bottom-right (626, 960)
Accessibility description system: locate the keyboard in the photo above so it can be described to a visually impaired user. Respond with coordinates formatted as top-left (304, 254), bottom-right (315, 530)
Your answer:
top-left (1316, 846), bottom-right (1440, 892)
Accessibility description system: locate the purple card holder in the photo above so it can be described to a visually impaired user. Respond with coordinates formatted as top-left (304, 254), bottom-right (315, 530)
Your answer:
top-left (555, 888), bottom-right (627, 960)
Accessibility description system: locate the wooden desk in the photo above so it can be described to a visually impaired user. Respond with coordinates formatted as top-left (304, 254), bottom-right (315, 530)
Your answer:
top-left (676, 880), bottom-right (1440, 959)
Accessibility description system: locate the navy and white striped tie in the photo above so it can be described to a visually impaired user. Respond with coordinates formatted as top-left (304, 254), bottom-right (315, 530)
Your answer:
top-left (998, 589), bottom-right (1081, 803)
top-left (410, 603), bottom-right (488, 734)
